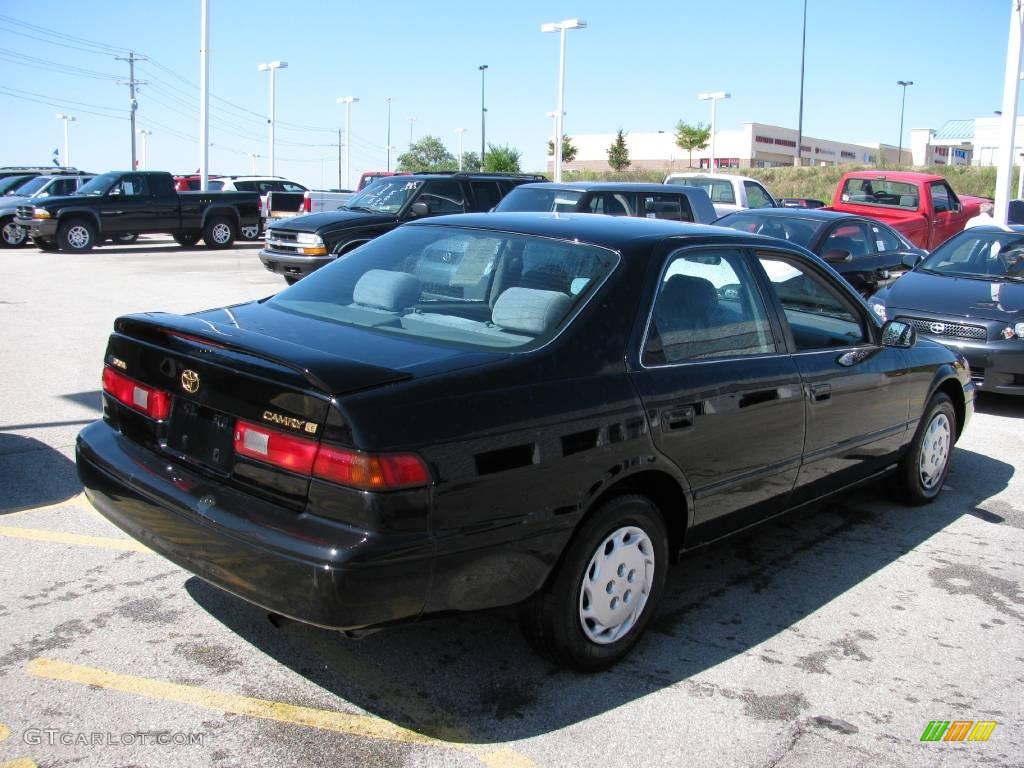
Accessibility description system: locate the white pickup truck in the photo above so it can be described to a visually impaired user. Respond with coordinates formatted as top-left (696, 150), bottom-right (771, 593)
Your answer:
top-left (267, 189), bottom-right (355, 221)
top-left (664, 172), bottom-right (777, 218)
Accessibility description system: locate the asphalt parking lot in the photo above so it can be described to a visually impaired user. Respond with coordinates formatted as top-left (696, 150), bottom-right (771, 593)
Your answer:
top-left (0, 237), bottom-right (1022, 768)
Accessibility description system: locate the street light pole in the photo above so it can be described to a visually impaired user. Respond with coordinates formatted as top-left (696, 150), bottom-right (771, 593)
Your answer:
top-left (257, 60), bottom-right (288, 176)
top-left (795, 0), bottom-right (807, 167)
top-left (896, 80), bottom-right (913, 166)
top-left (385, 96), bottom-right (392, 172)
top-left (455, 128), bottom-right (467, 171)
top-left (479, 64), bottom-right (488, 170)
top-left (698, 92), bottom-right (730, 170)
top-left (337, 96), bottom-right (359, 190)
top-left (137, 129), bottom-right (152, 170)
top-left (199, 0), bottom-right (209, 189)
top-left (55, 113), bottom-right (76, 166)
top-left (542, 19), bottom-right (586, 183)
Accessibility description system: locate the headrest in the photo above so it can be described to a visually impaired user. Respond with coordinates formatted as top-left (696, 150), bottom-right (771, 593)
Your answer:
top-left (492, 287), bottom-right (572, 336)
top-left (352, 269), bottom-right (421, 311)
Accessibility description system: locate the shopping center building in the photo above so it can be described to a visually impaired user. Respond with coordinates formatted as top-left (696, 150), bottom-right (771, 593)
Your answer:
top-left (555, 121), bottom-right (908, 173)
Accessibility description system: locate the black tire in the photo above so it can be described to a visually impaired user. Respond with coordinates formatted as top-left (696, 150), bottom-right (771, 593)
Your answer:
top-left (109, 232), bottom-right (138, 244)
top-left (58, 219), bottom-right (98, 253)
top-left (887, 392), bottom-right (956, 506)
top-left (33, 237), bottom-right (58, 252)
top-left (284, 275), bottom-right (300, 285)
top-left (519, 494), bottom-right (669, 672)
top-left (173, 232), bottom-right (201, 247)
top-left (1, 216), bottom-right (28, 248)
top-left (203, 217), bottom-right (236, 249)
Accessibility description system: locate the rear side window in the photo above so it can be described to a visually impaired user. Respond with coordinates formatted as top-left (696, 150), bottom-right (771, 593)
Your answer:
top-left (643, 249), bottom-right (776, 365)
top-left (823, 223), bottom-right (873, 259)
top-left (586, 192), bottom-right (634, 216)
top-left (232, 181), bottom-right (257, 192)
top-left (641, 194), bottom-right (692, 222)
top-left (744, 181), bottom-right (773, 209)
top-left (469, 181), bottom-right (503, 211)
top-left (494, 187), bottom-right (583, 212)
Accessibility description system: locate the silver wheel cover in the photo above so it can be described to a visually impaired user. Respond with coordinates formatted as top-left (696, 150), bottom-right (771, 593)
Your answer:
top-left (2, 221), bottom-right (25, 245)
top-left (241, 225), bottom-right (259, 239)
top-left (211, 222), bottom-right (232, 244)
top-left (67, 225), bottom-right (90, 249)
top-left (579, 525), bottom-right (655, 645)
top-left (918, 412), bottom-right (951, 491)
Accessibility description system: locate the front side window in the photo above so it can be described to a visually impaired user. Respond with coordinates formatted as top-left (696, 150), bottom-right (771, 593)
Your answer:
top-left (931, 182), bottom-right (952, 213)
top-left (643, 249), bottom-right (776, 365)
top-left (115, 175), bottom-right (149, 197)
top-left (269, 225), bottom-right (618, 351)
top-left (758, 253), bottom-right (867, 350)
top-left (822, 223), bottom-right (873, 259)
top-left (744, 181), bottom-right (774, 208)
top-left (14, 176), bottom-right (50, 196)
top-left (71, 172), bottom-right (121, 196)
top-left (494, 187), bottom-right (583, 212)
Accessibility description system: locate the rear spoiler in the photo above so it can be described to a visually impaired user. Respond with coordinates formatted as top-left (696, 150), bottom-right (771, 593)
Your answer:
top-left (113, 312), bottom-right (412, 395)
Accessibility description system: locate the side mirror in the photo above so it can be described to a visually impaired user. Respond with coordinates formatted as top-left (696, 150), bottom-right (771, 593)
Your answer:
top-left (409, 201), bottom-right (430, 218)
top-left (880, 320), bottom-right (916, 349)
top-left (901, 251), bottom-right (925, 270)
top-left (823, 248), bottom-right (852, 263)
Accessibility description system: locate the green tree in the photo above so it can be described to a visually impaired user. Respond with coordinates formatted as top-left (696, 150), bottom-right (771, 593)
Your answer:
top-left (396, 136), bottom-right (457, 172)
top-left (484, 144), bottom-right (522, 173)
top-left (674, 121), bottom-right (711, 168)
top-left (546, 135), bottom-right (578, 164)
top-left (460, 151), bottom-right (481, 172)
top-left (607, 130), bottom-right (631, 171)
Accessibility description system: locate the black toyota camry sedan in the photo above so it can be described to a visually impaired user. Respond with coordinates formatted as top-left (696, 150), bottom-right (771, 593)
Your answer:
top-left (77, 213), bottom-right (973, 671)
top-left (868, 225), bottom-right (1024, 396)
top-left (714, 208), bottom-right (927, 297)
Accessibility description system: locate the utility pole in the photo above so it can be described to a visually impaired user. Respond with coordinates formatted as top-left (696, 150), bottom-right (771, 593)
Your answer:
top-left (115, 51), bottom-right (147, 169)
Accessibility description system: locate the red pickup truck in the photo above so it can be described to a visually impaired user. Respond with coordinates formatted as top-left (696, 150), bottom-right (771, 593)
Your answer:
top-left (828, 171), bottom-right (988, 250)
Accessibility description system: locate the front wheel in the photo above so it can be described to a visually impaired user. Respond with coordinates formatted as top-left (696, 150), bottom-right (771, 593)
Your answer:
top-left (887, 392), bottom-right (956, 505)
top-left (58, 220), bottom-right (98, 253)
top-left (519, 494), bottom-right (668, 671)
top-left (203, 217), bottom-right (236, 249)
top-left (1, 216), bottom-right (27, 247)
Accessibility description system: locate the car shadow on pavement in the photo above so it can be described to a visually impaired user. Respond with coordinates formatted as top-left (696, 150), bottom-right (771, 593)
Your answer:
top-left (974, 392), bottom-right (1024, 418)
top-left (0, 433), bottom-right (81, 514)
top-left (81, 242), bottom-right (265, 255)
top-left (184, 446), bottom-right (1013, 745)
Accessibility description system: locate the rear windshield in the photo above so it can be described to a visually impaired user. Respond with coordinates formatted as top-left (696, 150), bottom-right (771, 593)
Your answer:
top-left (715, 212), bottom-right (824, 248)
top-left (269, 225), bottom-right (619, 350)
top-left (495, 187), bottom-right (584, 213)
top-left (839, 178), bottom-right (918, 209)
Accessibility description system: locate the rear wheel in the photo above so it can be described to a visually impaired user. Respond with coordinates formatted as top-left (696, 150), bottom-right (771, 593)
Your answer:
top-left (58, 219), bottom-right (98, 252)
top-left (173, 232), bottom-right (201, 247)
top-left (203, 217), bottom-right (236, 249)
top-left (519, 494), bottom-right (668, 671)
top-left (1, 216), bottom-right (27, 248)
top-left (887, 392), bottom-right (956, 505)
top-left (240, 223), bottom-right (261, 240)
top-left (109, 232), bottom-right (138, 244)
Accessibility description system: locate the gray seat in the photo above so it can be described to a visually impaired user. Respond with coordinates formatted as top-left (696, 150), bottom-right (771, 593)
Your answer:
top-left (352, 269), bottom-right (421, 311)
top-left (898, 195), bottom-right (919, 208)
top-left (492, 288), bottom-right (572, 336)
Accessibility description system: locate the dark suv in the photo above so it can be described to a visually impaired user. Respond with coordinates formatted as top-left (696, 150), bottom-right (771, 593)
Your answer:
top-left (259, 172), bottom-right (544, 283)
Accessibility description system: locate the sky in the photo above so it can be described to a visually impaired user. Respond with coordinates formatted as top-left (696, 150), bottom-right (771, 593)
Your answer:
top-left (0, 0), bottom-right (1016, 190)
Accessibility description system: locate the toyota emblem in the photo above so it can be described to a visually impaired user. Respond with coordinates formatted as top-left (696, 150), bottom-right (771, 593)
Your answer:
top-left (181, 369), bottom-right (200, 394)
top-left (929, 322), bottom-right (945, 335)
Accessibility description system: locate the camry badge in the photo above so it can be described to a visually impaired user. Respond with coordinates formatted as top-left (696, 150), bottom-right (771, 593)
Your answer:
top-left (929, 322), bottom-right (946, 335)
top-left (181, 369), bottom-right (201, 394)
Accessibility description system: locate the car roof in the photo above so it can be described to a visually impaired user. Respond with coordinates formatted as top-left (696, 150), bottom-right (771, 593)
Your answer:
top-left (840, 171), bottom-right (945, 183)
top-left (511, 181), bottom-right (708, 194)
top-left (718, 208), bottom-right (855, 222)
top-left (665, 173), bottom-right (755, 182)
top-left (407, 211), bottom-right (804, 252)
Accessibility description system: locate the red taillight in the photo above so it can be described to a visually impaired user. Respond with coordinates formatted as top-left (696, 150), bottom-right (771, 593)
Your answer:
top-left (302, 192), bottom-right (312, 212)
top-left (313, 445), bottom-right (431, 491)
top-left (233, 419), bottom-right (430, 491)
top-left (234, 421), bottom-right (318, 474)
top-left (102, 367), bottom-right (172, 420)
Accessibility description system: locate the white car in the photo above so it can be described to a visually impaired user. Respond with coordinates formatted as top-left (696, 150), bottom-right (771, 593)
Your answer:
top-left (664, 173), bottom-right (777, 218)
top-left (210, 176), bottom-right (308, 239)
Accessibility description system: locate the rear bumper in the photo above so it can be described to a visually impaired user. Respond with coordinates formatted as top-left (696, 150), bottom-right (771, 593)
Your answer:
top-left (258, 248), bottom-right (335, 280)
top-left (76, 420), bottom-right (433, 630)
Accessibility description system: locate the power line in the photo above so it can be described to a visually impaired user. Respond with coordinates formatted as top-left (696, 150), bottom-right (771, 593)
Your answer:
top-left (0, 86), bottom-right (127, 120)
top-left (0, 14), bottom-right (129, 55)
top-left (0, 48), bottom-right (121, 80)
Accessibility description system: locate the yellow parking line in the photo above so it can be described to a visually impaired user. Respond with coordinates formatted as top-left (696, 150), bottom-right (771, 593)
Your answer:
top-left (0, 759), bottom-right (38, 768)
top-left (2, 492), bottom-right (96, 520)
top-left (0, 525), bottom-right (150, 553)
top-left (27, 659), bottom-right (536, 767)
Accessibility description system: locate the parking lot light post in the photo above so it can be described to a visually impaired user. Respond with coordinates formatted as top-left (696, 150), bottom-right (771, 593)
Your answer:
top-left (385, 97), bottom-right (392, 172)
top-left (455, 128), bottom-right (467, 171)
top-left (897, 80), bottom-right (913, 166)
top-left (55, 113), bottom-right (76, 166)
top-left (698, 92), bottom-right (730, 170)
top-left (248, 153), bottom-right (260, 175)
top-left (257, 61), bottom-right (288, 177)
top-left (137, 129), bottom-right (152, 170)
top-left (542, 19), bottom-right (586, 183)
top-left (479, 65), bottom-right (488, 170)
top-left (337, 97), bottom-right (359, 190)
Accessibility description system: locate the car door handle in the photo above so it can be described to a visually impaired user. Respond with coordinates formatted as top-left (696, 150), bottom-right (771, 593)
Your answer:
top-left (103, 210), bottom-right (124, 215)
top-left (809, 383), bottom-right (832, 403)
top-left (661, 406), bottom-right (696, 432)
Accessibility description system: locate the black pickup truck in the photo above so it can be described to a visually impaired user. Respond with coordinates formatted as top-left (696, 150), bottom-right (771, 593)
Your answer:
top-left (15, 171), bottom-right (262, 252)
top-left (259, 172), bottom-right (544, 283)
